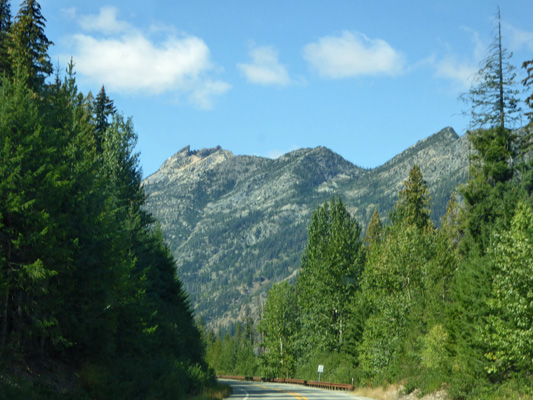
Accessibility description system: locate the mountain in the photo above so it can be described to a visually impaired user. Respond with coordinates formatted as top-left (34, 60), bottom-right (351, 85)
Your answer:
top-left (142, 127), bottom-right (469, 329)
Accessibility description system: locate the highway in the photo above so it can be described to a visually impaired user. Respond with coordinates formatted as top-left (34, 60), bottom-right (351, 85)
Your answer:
top-left (220, 379), bottom-right (375, 400)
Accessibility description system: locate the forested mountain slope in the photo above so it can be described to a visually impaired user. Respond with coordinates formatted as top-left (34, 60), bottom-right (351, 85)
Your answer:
top-left (142, 127), bottom-right (469, 328)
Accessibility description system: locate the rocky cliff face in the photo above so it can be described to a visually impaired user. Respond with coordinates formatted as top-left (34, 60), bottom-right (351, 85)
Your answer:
top-left (142, 127), bottom-right (469, 329)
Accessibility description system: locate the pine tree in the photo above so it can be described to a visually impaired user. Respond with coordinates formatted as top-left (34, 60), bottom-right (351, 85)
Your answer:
top-left (460, 126), bottom-right (519, 253)
top-left (0, 74), bottom-right (58, 353)
top-left (94, 85), bottom-right (116, 152)
top-left (460, 8), bottom-right (520, 130)
top-left (8, 0), bottom-right (53, 90)
top-left (0, 0), bottom-right (12, 77)
top-left (392, 164), bottom-right (431, 230)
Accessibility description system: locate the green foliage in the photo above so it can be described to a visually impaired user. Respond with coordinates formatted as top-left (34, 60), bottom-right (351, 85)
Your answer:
top-left (8, 0), bottom-right (53, 90)
top-left (212, 126), bottom-right (533, 399)
top-left (205, 323), bottom-right (260, 377)
top-left (460, 126), bottom-right (520, 254)
top-left (0, 3), bottom-right (213, 397)
top-left (294, 351), bottom-right (357, 384)
top-left (485, 202), bottom-right (533, 376)
top-left (297, 196), bottom-right (364, 355)
top-left (357, 164), bottom-right (459, 389)
top-left (0, 0), bottom-right (11, 77)
top-left (359, 222), bottom-right (437, 380)
top-left (257, 281), bottom-right (298, 378)
top-left (420, 324), bottom-right (449, 372)
top-left (363, 208), bottom-right (382, 249)
top-left (391, 163), bottom-right (432, 229)
top-left (93, 85), bottom-right (116, 152)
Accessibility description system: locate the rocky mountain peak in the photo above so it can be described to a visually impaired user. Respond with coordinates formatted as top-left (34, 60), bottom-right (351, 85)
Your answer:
top-left (144, 145), bottom-right (234, 185)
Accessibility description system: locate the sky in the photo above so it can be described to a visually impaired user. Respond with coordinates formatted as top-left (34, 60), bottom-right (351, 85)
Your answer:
top-left (30, 0), bottom-right (533, 177)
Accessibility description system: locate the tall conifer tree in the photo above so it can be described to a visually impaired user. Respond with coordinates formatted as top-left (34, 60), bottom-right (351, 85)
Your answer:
top-left (94, 85), bottom-right (116, 152)
top-left (8, 0), bottom-right (53, 90)
top-left (460, 8), bottom-right (520, 130)
top-left (392, 164), bottom-right (431, 230)
top-left (0, 0), bottom-right (11, 77)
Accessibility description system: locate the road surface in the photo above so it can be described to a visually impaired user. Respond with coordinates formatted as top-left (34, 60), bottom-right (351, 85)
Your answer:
top-left (220, 379), bottom-right (376, 400)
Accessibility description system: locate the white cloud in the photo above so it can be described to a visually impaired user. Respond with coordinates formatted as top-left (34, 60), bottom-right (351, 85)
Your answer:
top-left (238, 45), bottom-right (291, 86)
top-left (302, 31), bottom-right (405, 79)
top-left (432, 28), bottom-right (485, 91)
top-left (505, 23), bottom-right (533, 52)
top-left (79, 6), bottom-right (130, 35)
top-left (68, 7), bottom-right (230, 108)
top-left (72, 33), bottom-right (211, 93)
top-left (434, 55), bottom-right (477, 90)
top-left (188, 80), bottom-right (232, 109)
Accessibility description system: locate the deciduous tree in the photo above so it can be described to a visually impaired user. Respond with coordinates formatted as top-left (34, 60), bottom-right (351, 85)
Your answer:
top-left (485, 202), bottom-right (533, 376)
top-left (297, 196), bottom-right (364, 355)
top-left (258, 281), bottom-right (298, 378)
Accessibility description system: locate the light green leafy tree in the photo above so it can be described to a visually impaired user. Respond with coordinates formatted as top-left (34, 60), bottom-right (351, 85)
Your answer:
top-left (363, 208), bottom-right (382, 250)
top-left (359, 165), bottom-right (439, 379)
top-left (485, 202), bottom-right (533, 376)
top-left (297, 196), bottom-right (364, 355)
top-left (258, 281), bottom-right (298, 378)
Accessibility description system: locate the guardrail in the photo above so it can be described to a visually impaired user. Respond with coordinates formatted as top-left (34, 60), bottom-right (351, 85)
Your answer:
top-left (217, 375), bottom-right (354, 391)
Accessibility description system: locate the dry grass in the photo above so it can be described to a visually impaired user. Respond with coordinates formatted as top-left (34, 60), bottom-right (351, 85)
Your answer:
top-left (188, 382), bottom-right (233, 400)
top-left (352, 384), bottom-right (405, 400)
top-left (352, 385), bottom-right (449, 400)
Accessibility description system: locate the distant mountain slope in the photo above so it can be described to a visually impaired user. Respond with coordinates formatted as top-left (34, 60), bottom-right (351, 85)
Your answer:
top-left (142, 127), bottom-right (469, 328)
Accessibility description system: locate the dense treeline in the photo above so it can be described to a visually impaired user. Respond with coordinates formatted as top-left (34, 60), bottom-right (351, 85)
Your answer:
top-left (0, 1), bottom-right (213, 399)
top-left (205, 10), bottom-right (533, 399)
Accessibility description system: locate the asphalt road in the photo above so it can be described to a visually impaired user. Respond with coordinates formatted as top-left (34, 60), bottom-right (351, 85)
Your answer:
top-left (220, 379), bottom-right (376, 400)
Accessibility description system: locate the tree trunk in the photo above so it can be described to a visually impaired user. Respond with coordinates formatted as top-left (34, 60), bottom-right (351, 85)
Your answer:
top-left (1, 287), bottom-right (8, 350)
top-left (497, 8), bottom-right (505, 129)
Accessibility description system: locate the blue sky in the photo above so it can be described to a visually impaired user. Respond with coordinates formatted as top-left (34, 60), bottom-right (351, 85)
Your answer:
top-left (33, 0), bottom-right (533, 177)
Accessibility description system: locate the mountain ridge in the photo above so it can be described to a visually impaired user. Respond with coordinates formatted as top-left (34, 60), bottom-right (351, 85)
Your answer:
top-left (142, 127), bottom-right (469, 329)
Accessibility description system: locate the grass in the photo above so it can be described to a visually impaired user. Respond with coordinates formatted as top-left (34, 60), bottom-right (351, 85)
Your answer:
top-left (352, 383), bottom-right (405, 400)
top-left (188, 382), bottom-right (232, 400)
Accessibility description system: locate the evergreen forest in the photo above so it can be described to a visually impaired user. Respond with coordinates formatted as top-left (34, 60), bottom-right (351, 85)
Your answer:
top-left (204, 10), bottom-right (533, 400)
top-left (0, 1), bottom-right (216, 399)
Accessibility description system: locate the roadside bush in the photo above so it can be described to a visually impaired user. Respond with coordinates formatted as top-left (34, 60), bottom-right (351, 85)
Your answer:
top-left (294, 351), bottom-right (358, 384)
